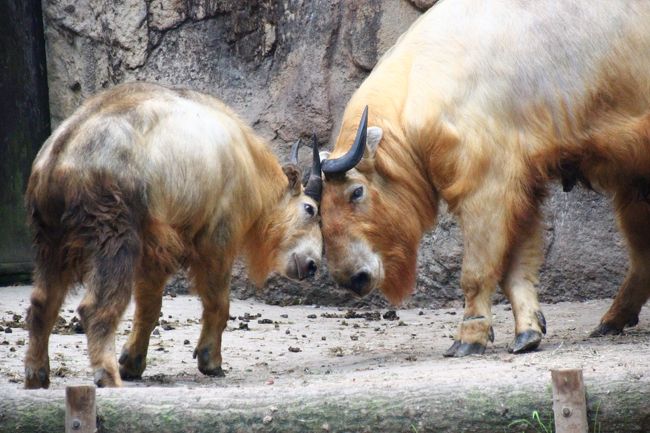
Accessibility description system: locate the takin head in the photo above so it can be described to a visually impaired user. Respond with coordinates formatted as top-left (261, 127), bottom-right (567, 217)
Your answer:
top-left (248, 136), bottom-right (324, 285)
top-left (320, 106), bottom-right (436, 304)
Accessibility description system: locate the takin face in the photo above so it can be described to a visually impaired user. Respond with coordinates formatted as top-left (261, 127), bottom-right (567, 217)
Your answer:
top-left (265, 138), bottom-right (323, 283)
top-left (320, 107), bottom-right (436, 304)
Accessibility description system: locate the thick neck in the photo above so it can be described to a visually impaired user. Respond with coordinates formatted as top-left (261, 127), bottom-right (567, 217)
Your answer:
top-left (337, 108), bottom-right (438, 235)
top-left (335, 54), bottom-right (438, 233)
top-left (243, 197), bottom-right (288, 286)
top-left (240, 134), bottom-right (289, 285)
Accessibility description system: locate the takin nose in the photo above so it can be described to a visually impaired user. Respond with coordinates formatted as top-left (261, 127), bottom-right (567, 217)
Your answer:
top-left (347, 271), bottom-right (371, 296)
top-left (294, 254), bottom-right (318, 280)
top-left (305, 259), bottom-right (318, 279)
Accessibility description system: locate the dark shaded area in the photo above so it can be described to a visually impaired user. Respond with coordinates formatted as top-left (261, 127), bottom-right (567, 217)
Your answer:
top-left (0, 0), bottom-right (50, 284)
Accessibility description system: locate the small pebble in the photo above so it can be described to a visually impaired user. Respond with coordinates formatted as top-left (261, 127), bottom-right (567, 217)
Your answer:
top-left (383, 310), bottom-right (399, 321)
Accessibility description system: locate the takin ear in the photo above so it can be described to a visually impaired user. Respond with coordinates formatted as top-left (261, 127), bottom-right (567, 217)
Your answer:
top-left (365, 126), bottom-right (383, 159)
top-left (319, 150), bottom-right (331, 161)
top-left (282, 164), bottom-right (303, 196)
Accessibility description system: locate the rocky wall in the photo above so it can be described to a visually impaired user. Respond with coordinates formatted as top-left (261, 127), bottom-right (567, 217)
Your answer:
top-left (41, 0), bottom-right (626, 307)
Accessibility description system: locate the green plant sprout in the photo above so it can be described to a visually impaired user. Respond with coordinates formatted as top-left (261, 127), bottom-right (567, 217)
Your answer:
top-left (507, 400), bottom-right (603, 433)
top-left (507, 410), bottom-right (553, 433)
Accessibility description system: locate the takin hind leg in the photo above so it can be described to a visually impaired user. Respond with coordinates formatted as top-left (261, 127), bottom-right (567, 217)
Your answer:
top-left (189, 251), bottom-right (234, 377)
top-left (78, 245), bottom-right (139, 388)
top-left (500, 217), bottom-right (547, 353)
top-left (119, 263), bottom-right (170, 380)
top-left (24, 269), bottom-right (72, 389)
top-left (592, 195), bottom-right (650, 336)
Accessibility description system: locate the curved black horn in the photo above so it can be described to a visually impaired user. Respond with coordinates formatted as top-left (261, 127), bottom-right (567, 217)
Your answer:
top-left (304, 133), bottom-right (322, 202)
top-left (321, 105), bottom-right (368, 178)
top-left (290, 139), bottom-right (301, 166)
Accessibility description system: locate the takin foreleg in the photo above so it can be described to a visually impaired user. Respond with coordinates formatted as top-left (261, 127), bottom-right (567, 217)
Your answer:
top-left (189, 249), bottom-right (235, 377)
top-left (444, 199), bottom-right (506, 357)
top-left (120, 219), bottom-right (184, 379)
top-left (592, 194), bottom-right (650, 336)
top-left (500, 217), bottom-right (546, 353)
top-left (444, 179), bottom-right (544, 357)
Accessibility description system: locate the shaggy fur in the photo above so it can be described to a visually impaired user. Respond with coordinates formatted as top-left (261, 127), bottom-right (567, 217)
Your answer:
top-left (24, 82), bottom-right (322, 388)
top-left (321, 0), bottom-right (650, 354)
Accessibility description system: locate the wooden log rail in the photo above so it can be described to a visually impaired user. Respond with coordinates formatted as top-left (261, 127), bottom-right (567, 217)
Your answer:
top-left (1, 373), bottom-right (649, 433)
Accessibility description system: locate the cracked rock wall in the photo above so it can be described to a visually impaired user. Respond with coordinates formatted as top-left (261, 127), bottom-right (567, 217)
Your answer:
top-left (42, 0), bottom-right (626, 307)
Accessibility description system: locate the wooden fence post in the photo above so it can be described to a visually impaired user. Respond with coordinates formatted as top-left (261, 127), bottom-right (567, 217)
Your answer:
top-left (65, 385), bottom-right (96, 433)
top-left (551, 369), bottom-right (588, 433)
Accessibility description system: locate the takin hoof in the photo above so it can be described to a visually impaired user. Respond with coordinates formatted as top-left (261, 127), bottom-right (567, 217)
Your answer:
top-left (535, 310), bottom-right (547, 334)
top-left (509, 330), bottom-right (542, 354)
top-left (118, 348), bottom-right (146, 380)
top-left (199, 364), bottom-right (226, 377)
top-left (590, 315), bottom-right (638, 337)
top-left (194, 347), bottom-right (226, 377)
top-left (590, 322), bottom-right (624, 337)
top-left (443, 340), bottom-right (486, 357)
top-left (94, 368), bottom-right (121, 388)
top-left (24, 366), bottom-right (50, 389)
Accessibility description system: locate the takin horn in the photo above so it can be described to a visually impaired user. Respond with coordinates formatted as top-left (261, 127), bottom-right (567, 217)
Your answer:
top-left (290, 139), bottom-right (301, 166)
top-left (321, 105), bottom-right (368, 179)
top-left (304, 132), bottom-right (322, 202)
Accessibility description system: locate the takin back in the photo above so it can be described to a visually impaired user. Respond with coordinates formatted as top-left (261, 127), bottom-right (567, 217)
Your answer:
top-left (319, 0), bottom-right (650, 356)
top-left (24, 82), bottom-right (323, 388)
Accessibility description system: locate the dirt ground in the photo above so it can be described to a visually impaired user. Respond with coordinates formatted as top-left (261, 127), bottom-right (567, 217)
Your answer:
top-left (1, 284), bottom-right (649, 394)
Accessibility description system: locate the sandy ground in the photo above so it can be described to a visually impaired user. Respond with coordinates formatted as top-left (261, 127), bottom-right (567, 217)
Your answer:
top-left (0, 284), bottom-right (649, 393)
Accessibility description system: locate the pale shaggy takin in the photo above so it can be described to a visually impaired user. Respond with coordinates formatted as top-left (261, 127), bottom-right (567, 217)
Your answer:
top-left (319, 0), bottom-right (650, 356)
top-left (24, 82), bottom-right (323, 388)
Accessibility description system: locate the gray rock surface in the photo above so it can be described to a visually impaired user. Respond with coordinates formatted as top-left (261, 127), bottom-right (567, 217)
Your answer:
top-left (42, 0), bottom-right (626, 307)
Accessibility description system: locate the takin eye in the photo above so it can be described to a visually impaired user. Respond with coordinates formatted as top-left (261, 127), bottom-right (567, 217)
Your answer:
top-left (350, 186), bottom-right (364, 202)
top-left (304, 203), bottom-right (315, 217)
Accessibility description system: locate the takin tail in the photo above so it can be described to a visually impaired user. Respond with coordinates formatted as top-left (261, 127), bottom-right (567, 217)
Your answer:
top-left (26, 168), bottom-right (147, 287)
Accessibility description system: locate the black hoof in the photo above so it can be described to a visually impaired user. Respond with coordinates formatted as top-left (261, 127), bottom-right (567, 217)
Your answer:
top-left (590, 322), bottom-right (623, 337)
top-left (195, 347), bottom-right (226, 377)
top-left (509, 330), bottom-right (542, 353)
top-left (443, 340), bottom-right (486, 357)
top-left (25, 366), bottom-right (50, 389)
top-left (199, 365), bottom-right (226, 377)
top-left (119, 349), bottom-right (145, 380)
top-left (94, 368), bottom-right (119, 388)
top-left (535, 310), bottom-right (547, 334)
top-left (626, 315), bottom-right (639, 328)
